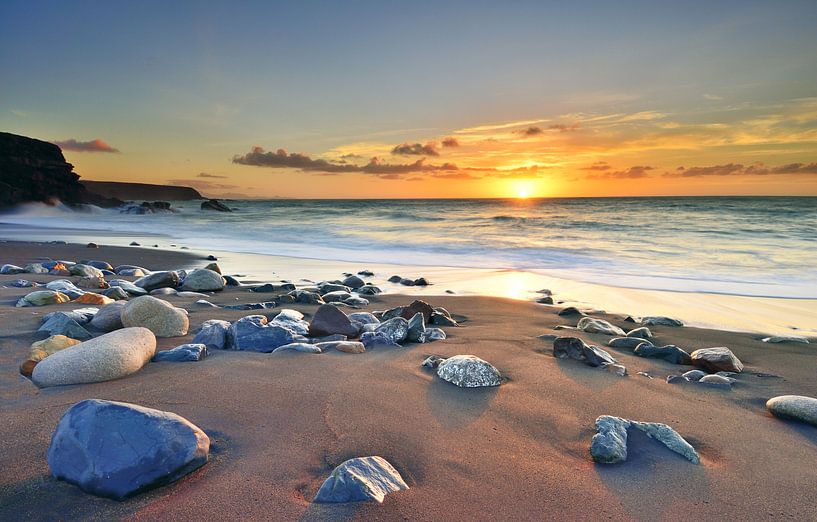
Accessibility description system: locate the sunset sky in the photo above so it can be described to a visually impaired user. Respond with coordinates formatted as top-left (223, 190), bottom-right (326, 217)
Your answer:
top-left (2, 1), bottom-right (816, 198)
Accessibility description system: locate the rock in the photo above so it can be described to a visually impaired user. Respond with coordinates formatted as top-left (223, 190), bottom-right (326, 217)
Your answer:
top-left (133, 271), bottom-right (180, 292)
top-left (203, 262), bottom-right (221, 274)
top-left (626, 327), bottom-right (653, 339)
top-left (537, 296), bottom-right (554, 304)
top-left (289, 290), bottom-right (324, 304)
top-left (181, 269), bottom-right (225, 292)
top-left (357, 270), bottom-right (374, 276)
top-left (318, 283), bottom-right (351, 294)
top-left (360, 331), bottom-right (401, 348)
top-left (666, 375), bottom-right (688, 384)
top-left (641, 316), bottom-right (684, 327)
top-left (121, 295), bottom-right (189, 337)
top-left (374, 317), bottom-right (409, 345)
top-left (20, 335), bottom-right (82, 377)
top-left (90, 301), bottom-right (126, 331)
top-left (322, 290), bottom-right (353, 303)
top-left (68, 264), bottom-right (104, 278)
top-left (399, 278), bottom-right (415, 286)
top-left (430, 312), bottom-right (458, 327)
top-left (83, 260), bottom-right (113, 271)
top-left (313, 456), bottom-right (408, 504)
top-left (45, 279), bottom-right (85, 299)
top-left (424, 327), bottom-right (446, 341)
top-left (24, 262), bottom-right (49, 274)
top-left (153, 343), bottom-right (207, 362)
top-left (308, 304), bottom-right (358, 337)
top-left (192, 319), bottom-right (231, 349)
top-left (309, 334), bottom-right (348, 343)
top-left (251, 282), bottom-right (296, 293)
top-left (357, 285), bottom-right (382, 295)
top-left (16, 290), bottom-right (71, 307)
top-left (341, 275), bottom-right (365, 289)
top-left (100, 286), bottom-right (129, 300)
top-left (633, 343), bottom-right (692, 365)
top-left (604, 363), bottom-right (628, 377)
top-left (414, 277), bottom-right (429, 286)
top-left (272, 342), bottom-right (322, 354)
top-left (762, 335), bottom-right (809, 344)
top-left (406, 313), bottom-right (426, 343)
top-left (73, 293), bottom-right (115, 306)
top-left (329, 341), bottom-right (366, 353)
top-left (44, 307), bottom-right (97, 324)
top-left (47, 399), bottom-right (209, 499)
top-left (201, 198), bottom-right (232, 211)
top-left (223, 275), bottom-right (241, 286)
top-left (109, 279), bottom-right (148, 296)
top-left (206, 255), bottom-right (218, 261)
top-left (558, 306), bottom-right (583, 316)
top-left (437, 355), bottom-right (501, 387)
top-left (553, 337), bottom-right (616, 367)
top-left (38, 312), bottom-right (93, 340)
top-left (349, 312), bottom-right (380, 325)
top-left (4, 278), bottom-right (37, 288)
top-left (343, 296), bottom-right (369, 306)
top-left (398, 300), bottom-right (435, 322)
top-left (86, 242), bottom-right (99, 248)
top-left (607, 337), bottom-right (652, 350)
top-left (766, 395), bottom-right (817, 426)
top-left (270, 309), bottom-right (311, 336)
top-left (690, 347), bottom-right (744, 373)
top-left (151, 287), bottom-right (178, 296)
top-left (32, 328), bottom-right (156, 387)
top-left (0, 263), bottom-right (25, 274)
top-left (699, 374), bottom-right (733, 388)
top-left (229, 315), bottom-right (306, 352)
top-left (682, 369), bottom-right (707, 381)
top-left (422, 355), bottom-right (446, 368)
top-left (387, 275), bottom-right (402, 283)
top-left (591, 415), bottom-right (699, 464)
top-left (577, 317), bottom-right (626, 336)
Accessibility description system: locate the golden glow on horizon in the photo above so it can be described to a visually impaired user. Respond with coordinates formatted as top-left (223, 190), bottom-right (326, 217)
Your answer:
top-left (510, 180), bottom-right (537, 199)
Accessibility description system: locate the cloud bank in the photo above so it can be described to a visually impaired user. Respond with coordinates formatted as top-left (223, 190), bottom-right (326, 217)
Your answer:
top-left (54, 138), bottom-right (119, 153)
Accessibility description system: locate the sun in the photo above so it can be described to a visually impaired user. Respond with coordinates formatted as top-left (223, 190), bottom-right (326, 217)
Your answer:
top-left (510, 180), bottom-right (536, 199)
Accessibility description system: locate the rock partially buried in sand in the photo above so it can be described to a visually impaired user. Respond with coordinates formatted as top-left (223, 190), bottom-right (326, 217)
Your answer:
top-left (690, 347), bottom-right (743, 373)
top-left (633, 343), bottom-right (692, 365)
top-left (607, 337), bottom-right (651, 350)
top-left (153, 343), bottom-right (207, 362)
top-left (313, 456), bottom-right (409, 504)
top-left (181, 268), bottom-right (225, 292)
top-left (16, 290), bottom-right (71, 307)
top-left (121, 295), bottom-right (189, 337)
top-left (272, 342), bottom-right (322, 354)
top-left (553, 337), bottom-right (617, 367)
top-left (437, 354), bottom-right (501, 388)
top-left (32, 327), bottom-right (156, 387)
top-left (577, 317), bottom-right (626, 336)
top-left (766, 395), bottom-right (817, 426)
top-left (47, 399), bottom-right (209, 500)
top-left (591, 415), bottom-right (699, 464)
top-left (762, 335), bottom-right (809, 344)
top-left (641, 316), bottom-right (684, 327)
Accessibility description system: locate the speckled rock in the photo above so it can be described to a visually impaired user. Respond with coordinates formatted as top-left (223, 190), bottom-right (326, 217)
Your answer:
top-left (766, 395), bottom-right (817, 426)
top-left (374, 317), bottom-right (409, 344)
top-left (313, 456), bottom-right (408, 503)
top-left (121, 296), bottom-right (188, 337)
top-left (424, 327), bottom-right (446, 341)
top-left (405, 313), bottom-right (426, 343)
top-left (437, 354), bottom-right (501, 387)
top-left (181, 268), bottom-right (225, 292)
top-left (47, 399), bottom-right (209, 499)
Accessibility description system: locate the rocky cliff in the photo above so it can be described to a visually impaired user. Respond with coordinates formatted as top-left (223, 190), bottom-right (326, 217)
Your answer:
top-left (81, 181), bottom-right (203, 201)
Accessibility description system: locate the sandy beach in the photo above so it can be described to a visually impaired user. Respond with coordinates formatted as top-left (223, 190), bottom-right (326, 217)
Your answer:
top-left (1, 241), bottom-right (815, 520)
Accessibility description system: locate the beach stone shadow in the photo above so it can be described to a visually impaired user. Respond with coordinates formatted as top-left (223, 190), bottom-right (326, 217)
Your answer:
top-left (425, 376), bottom-right (499, 429)
top-left (594, 428), bottom-right (712, 519)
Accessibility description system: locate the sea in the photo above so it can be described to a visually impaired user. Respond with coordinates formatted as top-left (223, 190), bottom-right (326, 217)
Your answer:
top-left (2, 197), bottom-right (816, 334)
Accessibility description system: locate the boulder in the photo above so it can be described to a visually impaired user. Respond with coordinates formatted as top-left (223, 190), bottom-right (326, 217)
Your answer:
top-left (437, 354), bottom-right (501, 387)
top-left (766, 395), bottom-right (817, 426)
top-left (44, 307), bottom-right (97, 324)
top-left (192, 319), bottom-right (231, 349)
top-left (553, 337), bottom-right (617, 367)
top-left (422, 355), bottom-right (446, 368)
top-left (153, 343), bottom-right (207, 362)
top-left (181, 269), bottom-right (225, 292)
top-left (0, 263), bottom-right (25, 274)
top-left (374, 317), bottom-right (410, 345)
top-left (121, 296), bottom-right (189, 337)
top-left (309, 304), bottom-right (359, 337)
top-left (357, 285), bottom-right (382, 295)
top-left (360, 331), bottom-right (401, 348)
top-left (633, 343), bottom-right (692, 365)
top-left (641, 316), bottom-right (684, 327)
top-left (430, 312), bottom-right (458, 327)
top-left (133, 271), bottom-right (180, 292)
top-left (16, 290), bottom-right (70, 307)
top-left (69, 264), bottom-right (104, 278)
top-left (690, 347), bottom-right (744, 373)
top-left (250, 282), bottom-right (296, 293)
top-left (76, 275), bottom-right (109, 290)
top-left (32, 328), bottom-right (156, 387)
top-left (314, 456), bottom-right (408, 504)
top-left (228, 315), bottom-right (306, 352)
top-left (577, 317), bottom-right (626, 336)
top-left (47, 399), bottom-right (209, 499)
top-left (322, 290), bottom-right (352, 303)
top-left (699, 374), bottom-right (733, 388)
top-left (90, 301), bottom-right (126, 331)
top-left (558, 306), bottom-right (583, 316)
top-left (38, 312), bottom-right (92, 340)
top-left (318, 283), bottom-right (351, 294)
top-left (328, 341), bottom-right (366, 354)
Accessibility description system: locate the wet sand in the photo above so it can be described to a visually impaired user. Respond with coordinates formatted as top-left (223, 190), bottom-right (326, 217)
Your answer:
top-left (0, 242), bottom-right (816, 520)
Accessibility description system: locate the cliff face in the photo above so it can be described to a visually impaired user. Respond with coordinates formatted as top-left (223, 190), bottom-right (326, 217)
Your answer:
top-left (0, 132), bottom-right (114, 208)
top-left (81, 181), bottom-right (203, 201)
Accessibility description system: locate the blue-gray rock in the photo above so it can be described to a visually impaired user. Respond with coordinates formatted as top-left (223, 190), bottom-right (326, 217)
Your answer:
top-left (69, 264), bottom-right (104, 278)
top-left (250, 282), bottom-right (296, 293)
top-left (577, 317), bottom-right (626, 336)
top-left (767, 395), bottom-right (817, 426)
top-left (181, 268), bottom-right (224, 292)
top-left (699, 374), bottom-right (733, 388)
top-left (357, 285), bottom-right (382, 295)
top-left (114, 264), bottom-right (149, 275)
top-left (349, 312), bottom-right (380, 325)
top-left (682, 369), bottom-right (707, 381)
top-left (761, 335), bottom-right (809, 344)
top-left (374, 317), bottom-right (409, 344)
top-left (272, 342), bottom-right (322, 354)
top-left (38, 313), bottom-right (93, 340)
top-left (223, 275), bottom-right (241, 286)
top-left (44, 307), bottom-right (97, 325)
top-left (150, 287), bottom-right (177, 296)
top-left (641, 316), bottom-right (684, 327)
top-left (322, 290), bottom-right (353, 303)
top-left (134, 271), bottom-right (180, 292)
top-left (192, 319), bottom-right (231, 349)
top-left (343, 296), bottom-right (369, 306)
top-left (591, 415), bottom-right (699, 464)
top-left (360, 331), bottom-right (401, 348)
top-left (313, 456), bottom-right (408, 504)
top-left (437, 354), bottom-right (501, 387)
top-left (83, 260), bottom-right (113, 270)
top-left (318, 282), bottom-right (351, 294)
top-left (553, 337), bottom-right (616, 367)
top-left (89, 302), bottom-right (126, 331)
top-left (109, 279), bottom-right (148, 296)
top-left (0, 263), bottom-right (25, 274)
top-left (153, 343), bottom-right (207, 362)
top-left (100, 286), bottom-right (129, 300)
top-left (289, 289), bottom-right (324, 304)
top-left (45, 279), bottom-right (85, 299)
top-left (5, 278), bottom-right (37, 287)
top-left (228, 315), bottom-right (306, 352)
top-left (24, 263), bottom-right (49, 274)
top-left (430, 312), bottom-right (458, 327)
top-left (666, 374), bottom-right (688, 384)
top-left (607, 337), bottom-right (652, 350)
top-left (626, 327), bottom-right (653, 339)
top-left (341, 275), bottom-right (365, 289)
top-left (270, 309), bottom-right (310, 335)
top-left (425, 327), bottom-right (446, 341)
top-left (406, 313), bottom-right (426, 343)
top-left (633, 343), bottom-right (692, 365)
top-left (47, 399), bottom-right (209, 499)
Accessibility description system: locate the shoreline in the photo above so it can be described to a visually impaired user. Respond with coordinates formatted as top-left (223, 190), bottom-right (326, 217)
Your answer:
top-left (1, 224), bottom-right (816, 336)
top-left (0, 240), bottom-right (815, 519)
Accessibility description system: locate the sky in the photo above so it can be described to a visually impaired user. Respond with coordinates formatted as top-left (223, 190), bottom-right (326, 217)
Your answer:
top-left (1, 1), bottom-right (816, 199)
